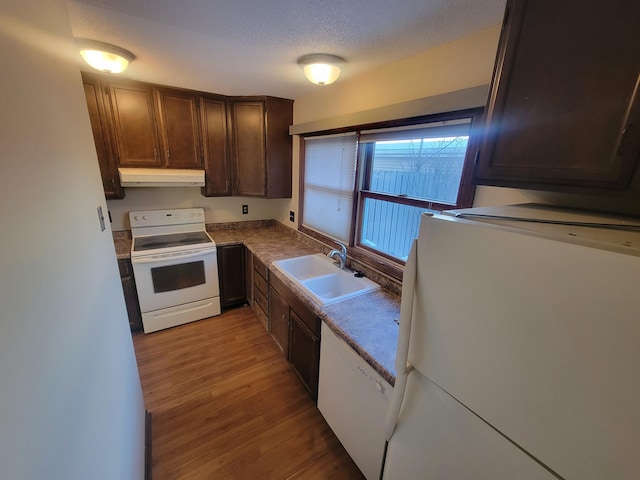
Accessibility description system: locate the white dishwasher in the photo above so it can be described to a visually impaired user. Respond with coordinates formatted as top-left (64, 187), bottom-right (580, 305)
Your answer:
top-left (318, 322), bottom-right (393, 480)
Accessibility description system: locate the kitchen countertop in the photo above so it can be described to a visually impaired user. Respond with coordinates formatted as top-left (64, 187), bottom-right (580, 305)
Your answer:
top-left (112, 221), bottom-right (400, 385)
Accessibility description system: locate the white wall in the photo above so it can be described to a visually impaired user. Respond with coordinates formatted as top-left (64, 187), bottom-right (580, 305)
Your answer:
top-left (283, 24), bottom-right (640, 221)
top-left (107, 188), bottom-right (290, 231)
top-left (280, 26), bottom-right (513, 228)
top-left (293, 26), bottom-right (502, 125)
top-left (0, 1), bottom-right (146, 479)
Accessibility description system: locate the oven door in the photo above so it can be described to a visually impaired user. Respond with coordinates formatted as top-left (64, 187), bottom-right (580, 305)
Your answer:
top-left (131, 248), bottom-right (220, 313)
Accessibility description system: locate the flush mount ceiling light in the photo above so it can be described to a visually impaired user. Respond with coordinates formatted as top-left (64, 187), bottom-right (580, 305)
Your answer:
top-left (76, 39), bottom-right (135, 74)
top-left (297, 54), bottom-right (345, 86)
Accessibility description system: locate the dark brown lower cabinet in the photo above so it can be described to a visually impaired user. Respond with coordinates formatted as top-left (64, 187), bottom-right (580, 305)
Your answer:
top-left (217, 244), bottom-right (246, 308)
top-left (118, 258), bottom-right (143, 332)
top-left (289, 310), bottom-right (320, 400)
top-left (269, 272), bottom-right (321, 401)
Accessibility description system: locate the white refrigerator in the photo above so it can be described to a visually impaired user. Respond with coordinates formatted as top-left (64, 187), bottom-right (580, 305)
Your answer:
top-left (382, 204), bottom-right (640, 479)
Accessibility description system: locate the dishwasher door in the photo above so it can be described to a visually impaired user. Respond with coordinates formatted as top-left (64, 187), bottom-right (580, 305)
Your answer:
top-left (318, 322), bottom-right (393, 480)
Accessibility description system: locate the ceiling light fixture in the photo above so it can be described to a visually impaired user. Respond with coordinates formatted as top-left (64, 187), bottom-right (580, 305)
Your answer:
top-left (76, 39), bottom-right (135, 74)
top-left (297, 54), bottom-right (345, 86)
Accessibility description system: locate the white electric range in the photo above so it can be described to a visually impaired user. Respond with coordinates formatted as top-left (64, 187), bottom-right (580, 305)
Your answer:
top-left (129, 208), bottom-right (220, 333)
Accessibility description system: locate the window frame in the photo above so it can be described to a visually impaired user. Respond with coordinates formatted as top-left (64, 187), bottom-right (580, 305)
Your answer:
top-left (299, 107), bottom-right (484, 281)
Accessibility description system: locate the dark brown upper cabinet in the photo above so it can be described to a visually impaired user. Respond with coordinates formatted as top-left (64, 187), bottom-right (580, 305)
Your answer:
top-left (81, 74), bottom-right (124, 199)
top-left (155, 87), bottom-right (202, 169)
top-left (80, 74), bottom-right (293, 199)
top-left (229, 97), bottom-right (293, 198)
top-left (200, 94), bottom-right (232, 196)
top-left (107, 79), bottom-right (162, 168)
top-left (475, 0), bottom-right (640, 193)
top-left (107, 80), bottom-right (202, 169)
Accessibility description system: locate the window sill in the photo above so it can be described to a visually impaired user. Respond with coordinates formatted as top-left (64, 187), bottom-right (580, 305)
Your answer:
top-left (349, 245), bottom-right (404, 284)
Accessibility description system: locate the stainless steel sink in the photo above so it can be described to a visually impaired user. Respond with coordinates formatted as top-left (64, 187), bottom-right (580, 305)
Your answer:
top-left (272, 253), bottom-right (380, 306)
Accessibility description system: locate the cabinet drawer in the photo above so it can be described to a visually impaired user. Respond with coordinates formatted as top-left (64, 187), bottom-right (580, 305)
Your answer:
top-left (254, 303), bottom-right (268, 330)
top-left (253, 269), bottom-right (268, 296)
top-left (253, 255), bottom-right (268, 281)
top-left (253, 285), bottom-right (269, 316)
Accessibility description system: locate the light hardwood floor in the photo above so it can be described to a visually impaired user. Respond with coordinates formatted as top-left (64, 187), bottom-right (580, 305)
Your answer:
top-left (133, 306), bottom-right (365, 479)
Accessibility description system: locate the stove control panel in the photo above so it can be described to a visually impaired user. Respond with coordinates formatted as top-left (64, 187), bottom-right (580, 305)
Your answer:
top-left (129, 208), bottom-right (205, 228)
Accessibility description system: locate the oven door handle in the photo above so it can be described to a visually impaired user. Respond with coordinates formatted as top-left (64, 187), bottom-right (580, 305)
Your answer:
top-left (131, 248), bottom-right (216, 264)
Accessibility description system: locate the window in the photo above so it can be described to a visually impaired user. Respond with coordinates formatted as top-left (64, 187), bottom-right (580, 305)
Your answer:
top-left (302, 134), bottom-right (357, 243)
top-left (301, 109), bottom-right (481, 278)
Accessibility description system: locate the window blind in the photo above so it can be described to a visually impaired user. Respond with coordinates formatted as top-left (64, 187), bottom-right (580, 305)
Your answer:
top-left (302, 133), bottom-right (358, 243)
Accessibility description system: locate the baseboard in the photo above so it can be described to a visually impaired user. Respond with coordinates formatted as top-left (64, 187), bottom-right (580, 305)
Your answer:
top-left (145, 410), bottom-right (152, 480)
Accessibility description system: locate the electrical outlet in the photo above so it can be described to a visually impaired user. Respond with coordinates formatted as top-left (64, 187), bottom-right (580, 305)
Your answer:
top-left (242, 204), bottom-right (248, 215)
top-left (289, 211), bottom-right (295, 222)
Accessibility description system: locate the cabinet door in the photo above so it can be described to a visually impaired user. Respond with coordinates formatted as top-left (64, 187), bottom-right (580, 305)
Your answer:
top-left (230, 101), bottom-right (266, 196)
top-left (82, 76), bottom-right (124, 199)
top-left (268, 287), bottom-right (289, 356)
top-left (155, 87), bottom-right (202, 169)
top-left (476, 0), bottom-right (640, 190)
top-left (201, 95), bottom-right (231, 195)
top-left (108, 80), bottom-right (162, 167)
top-left (264, 97), bottom-right (293, 198)
top-left (217, 244), bottom-right (246, 308)
top-left (289, 310), bottom-right (320, 400)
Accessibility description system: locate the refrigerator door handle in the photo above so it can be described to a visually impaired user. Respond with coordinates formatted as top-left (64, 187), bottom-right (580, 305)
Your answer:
top-left (384, 361), bottom-right (413, 442)
top-left (383, 238), bottom-right (418, 442)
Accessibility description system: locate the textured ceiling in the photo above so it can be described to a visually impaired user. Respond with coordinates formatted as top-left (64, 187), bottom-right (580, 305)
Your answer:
top-left (67, 0), bottom-right (506, 99)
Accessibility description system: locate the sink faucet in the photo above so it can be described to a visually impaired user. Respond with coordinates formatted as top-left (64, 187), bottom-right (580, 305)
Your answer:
top-left (328, 242), bottom-right (347, 270)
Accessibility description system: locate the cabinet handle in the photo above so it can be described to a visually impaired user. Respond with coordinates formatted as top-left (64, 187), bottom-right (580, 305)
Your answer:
top-left (153, 148), bottom-right (158, 160)
top-left (167, 149), bottom-right (171, 159)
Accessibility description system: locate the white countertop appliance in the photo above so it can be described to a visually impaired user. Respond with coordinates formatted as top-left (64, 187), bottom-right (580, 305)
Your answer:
top-left (382, 204), bottom-right (640, 479)
top-left (318, 322), bottom-right (392, 480)
top-left (129, 208), bottom-right (220, 333)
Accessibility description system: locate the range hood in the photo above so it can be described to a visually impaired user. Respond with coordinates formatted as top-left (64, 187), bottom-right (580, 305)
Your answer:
top-left (118, 168), bottom-right (205, 187)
